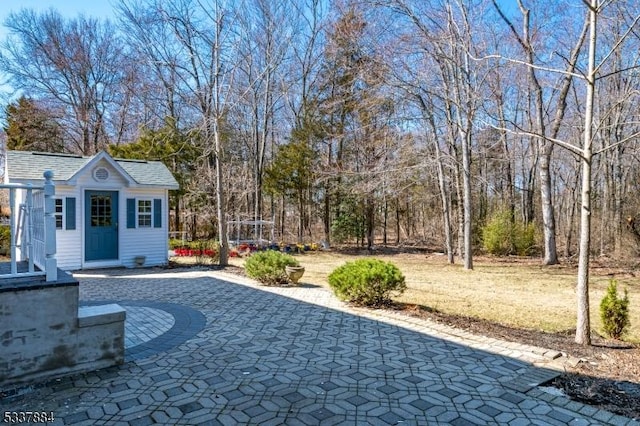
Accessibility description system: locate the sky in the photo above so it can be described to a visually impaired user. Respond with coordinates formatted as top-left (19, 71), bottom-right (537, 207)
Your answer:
top-left (0, 0), bottom-right (519, 38)
top-left (0, 0), bottom-right (519, 99)
top-left (0, 0), bottom-right (520, 33)
top-left (0, 0), bottom-right (117, 23)
top-left (0, 0), bottom-right (118, 98)
top-left (0, 0), bottom-right (117, 46)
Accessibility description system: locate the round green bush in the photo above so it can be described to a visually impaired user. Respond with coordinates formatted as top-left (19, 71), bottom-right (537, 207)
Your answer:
top-left (328, 258), bottom-right (406, 307)
top-left (244, 250), bottom-right (300, 286)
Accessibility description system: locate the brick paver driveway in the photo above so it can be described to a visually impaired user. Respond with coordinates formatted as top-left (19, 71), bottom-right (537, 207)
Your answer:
top-left (0, 268), bottom-right (634, 425)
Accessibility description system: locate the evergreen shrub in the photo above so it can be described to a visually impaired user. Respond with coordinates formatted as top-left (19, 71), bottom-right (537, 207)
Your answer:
top-left (600, 279), bottom-right (630, 340)
top-left (328, 259), bottom-right (406, 307)
top-left (245, 250), bottom-right (299, 286)
top-left (331, 213), bottom-right (362, 244)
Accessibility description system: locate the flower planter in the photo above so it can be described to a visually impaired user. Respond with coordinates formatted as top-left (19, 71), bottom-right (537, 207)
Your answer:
top-left (285, 265), bottom-right (305, 285)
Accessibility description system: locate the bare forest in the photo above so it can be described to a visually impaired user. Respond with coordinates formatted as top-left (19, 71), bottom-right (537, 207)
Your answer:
top-left (2, 1), bottom-right (640, 343)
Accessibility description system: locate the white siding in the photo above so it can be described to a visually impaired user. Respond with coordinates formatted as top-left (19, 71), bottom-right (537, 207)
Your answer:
top-left (54, 185), bottom-right (82, 271)
top-left (74, 160), bottom-right (129, 188)
top-left (118, 187), bottom-right (169, 268)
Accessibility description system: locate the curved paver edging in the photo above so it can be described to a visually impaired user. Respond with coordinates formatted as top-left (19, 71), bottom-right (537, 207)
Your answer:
top-left (80, 300), bottom-right (206, 361)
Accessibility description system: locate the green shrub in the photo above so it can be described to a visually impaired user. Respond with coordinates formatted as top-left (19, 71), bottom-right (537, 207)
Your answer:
top-left (600, 279), bottom-right (630, 340)
top-left (0, 225), bottom-right (10, 245)
top-left (328, 259), bottom-right (406, 307)
top-left (331, 213), bottom-right (363, 244)
top-left (482, 209), bottom-right (536, 256)
top-left (482, 210), bottom-right (512, 255)
top-left (513, 221), bottom-right (536, 256)
top-left (0, 225), bottom-right (9, 255)
top-left (193, 239), bottom-right (219, 264)
top-left (169, 238), bottom-right (185, 249)
top-left (244, 250), bottom-right (300, 286)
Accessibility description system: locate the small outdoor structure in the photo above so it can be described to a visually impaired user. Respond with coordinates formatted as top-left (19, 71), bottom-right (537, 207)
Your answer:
top-left (227, 218), bottom-right (275, 247)
top-left (5, 150), bottom-right (179, 270)
top-left (0, 172), bottom-right (125, 388)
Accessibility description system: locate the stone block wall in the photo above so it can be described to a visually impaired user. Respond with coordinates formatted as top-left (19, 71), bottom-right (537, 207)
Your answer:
top-left (0, 271), bottom-right (125, 388)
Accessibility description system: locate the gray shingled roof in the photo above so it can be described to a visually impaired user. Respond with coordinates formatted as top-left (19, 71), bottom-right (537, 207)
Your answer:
top-left (6, 151), bottom-right (179, 189)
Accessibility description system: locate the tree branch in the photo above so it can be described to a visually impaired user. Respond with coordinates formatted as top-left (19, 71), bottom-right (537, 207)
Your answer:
top-left (486, 121), bottom-right (585, 159)
top-left (594, 13), bottom-right (640, 76)
top-left (594, 130), bottom-right (640, 156)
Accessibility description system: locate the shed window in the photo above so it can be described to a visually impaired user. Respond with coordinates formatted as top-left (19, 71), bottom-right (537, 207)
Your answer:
top-left (52, 197), bottom-right (76, 230)
top-left (127, 198), bottom-right (161, 229)
top-left (55, 198), bottom-right (63, 230)
top-left (137, 199), bottom-right (152, 228)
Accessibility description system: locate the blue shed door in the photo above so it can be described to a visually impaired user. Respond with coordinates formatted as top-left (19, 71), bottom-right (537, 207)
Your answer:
top-left (85, 190), bottom-right (119, 261)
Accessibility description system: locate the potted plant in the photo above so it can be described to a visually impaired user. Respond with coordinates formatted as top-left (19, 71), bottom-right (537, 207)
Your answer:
top-left (285, 265), bottom-right (305, 284)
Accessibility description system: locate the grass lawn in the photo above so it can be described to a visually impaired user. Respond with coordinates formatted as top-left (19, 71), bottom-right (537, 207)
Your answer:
top-left (222, 250), bottom-right (640, 343)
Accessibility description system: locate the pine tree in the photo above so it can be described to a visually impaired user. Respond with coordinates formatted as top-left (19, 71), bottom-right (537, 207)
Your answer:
top-left (4, 96), bottom-right (64, 152)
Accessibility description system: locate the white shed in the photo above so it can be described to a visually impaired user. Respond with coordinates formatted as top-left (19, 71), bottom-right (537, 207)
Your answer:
top-left (5, 150), bottom-right (179, 270)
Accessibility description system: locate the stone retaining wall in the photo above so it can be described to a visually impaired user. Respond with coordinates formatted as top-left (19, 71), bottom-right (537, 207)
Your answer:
top-left (0, 270), bottom-right (125, 388)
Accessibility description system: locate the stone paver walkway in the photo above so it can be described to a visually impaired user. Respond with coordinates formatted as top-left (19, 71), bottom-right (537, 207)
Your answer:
top-left (0, 268), bottom-right (635, 425)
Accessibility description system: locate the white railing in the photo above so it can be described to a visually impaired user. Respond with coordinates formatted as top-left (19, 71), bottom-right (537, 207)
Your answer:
top-left (4, 171), bottom-right (57, 281)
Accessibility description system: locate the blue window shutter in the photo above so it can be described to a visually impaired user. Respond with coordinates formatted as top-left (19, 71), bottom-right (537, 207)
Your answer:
top-left (153, 199), bottom-right (162, 228)
top-left (127, 198), bottom-right (136, 228)
top-left (65, 197), bottom-right (76, 230)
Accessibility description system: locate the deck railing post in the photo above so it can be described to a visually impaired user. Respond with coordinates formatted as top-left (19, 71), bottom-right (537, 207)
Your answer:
top-left (26, 185), bottom-right (34, 273)
top-left (9, 188), bottom-right (16, 276)
top-left (43, 170), bottom-right (57, 281)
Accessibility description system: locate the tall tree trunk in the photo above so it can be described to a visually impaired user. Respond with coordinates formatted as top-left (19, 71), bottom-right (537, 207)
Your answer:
top-left (520, 4), bottom-right (558, 265)
top-left (461, 126), bottom-right (473, 270)
top-left (213, 5), bottom-right (228, 266)
top-left (521, 144), bottom-right (537, 224)
top-left (425, 102), bottom-right (454, 263)
top-left (563, 165), bottom-right (579, 258)
top-left (613, 145), bottom-right (623, 254)
top-left (383, 198), bottom-right (388, 246)
top-left (576, 1), bottom-right (597, 346)
top-left (323, 186), bottom-right (331, 246)
top-left (539, 144), bottom-right (558, 264)
top-left (280, 194), bottom-right (286, 239)
top-left (455, 159), bottom-right (465, 259)
top-left (214, 129), bottom-right (229, 266)
top-left (600, 171), bottom-right (608, 256)
top-left (497, 97), bottom-right (515, 219)
top-left (366, 196), bottom-right (375, 251)
top-left (395, 198), bottom-right (401, 244)
top-left (174, 196), bottom-right (180, 233)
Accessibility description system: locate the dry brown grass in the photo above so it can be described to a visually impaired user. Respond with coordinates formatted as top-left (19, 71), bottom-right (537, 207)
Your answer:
top-left (216, 250), bottom-right (640, 342)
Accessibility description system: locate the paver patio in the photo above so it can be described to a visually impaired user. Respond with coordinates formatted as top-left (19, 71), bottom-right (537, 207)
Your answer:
top-left (0, 268), bottom-right (635, 425)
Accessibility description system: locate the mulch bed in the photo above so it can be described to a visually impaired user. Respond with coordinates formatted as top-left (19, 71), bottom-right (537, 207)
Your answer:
top-left (392, 303), bottom-right (640, 420)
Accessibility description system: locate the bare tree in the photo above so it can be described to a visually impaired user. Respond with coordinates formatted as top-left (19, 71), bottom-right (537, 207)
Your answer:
top-left (492, 0), bottom-right (589, 266)
top-left (383, 0), bottom-right (492, 269)
top-left (0, 10), bottom-right (128, 154)
top-left (119, 0), bottom-right (249, 265)
top-left (234, 0), bottom-right (295, 230)
top-left (491, 0), bottom-right (640, 344)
